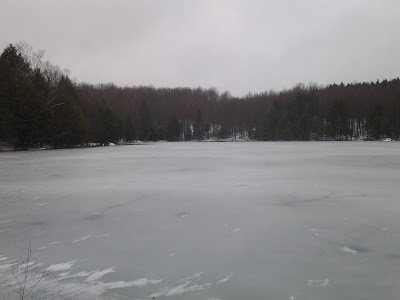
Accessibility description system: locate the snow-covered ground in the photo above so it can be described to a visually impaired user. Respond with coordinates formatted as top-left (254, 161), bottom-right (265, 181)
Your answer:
top-left (1, 142), bottom-right (400, 299)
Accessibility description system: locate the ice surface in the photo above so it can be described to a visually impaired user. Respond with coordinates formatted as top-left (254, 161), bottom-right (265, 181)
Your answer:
top-left (1, 142), bottom-right (400, 300)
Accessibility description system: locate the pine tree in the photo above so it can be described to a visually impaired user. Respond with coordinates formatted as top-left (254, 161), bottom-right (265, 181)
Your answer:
top-left (276, 110), bottom-right (292, 140)
top-left (184, 120), bottom-right (192, 141)
top-left (367, 105), bottom-right (384, 140)
top-left (327, 99), bottom-right (349, 140)
top-left (166, 113), bottom-right (181, 141)
top-left (124, 115), bottom-right (136, 142)
top-left (0, 44), bottom-right (50, 149)
top-left (137, 100), bottom-right (153, 141)
top-left (193, 109), bottom-right (204, 141)
top-left (311, 116), bottom-right (324, 140)
top-left (93, 99), bottom-right (121, 144)
top-left (50, 76), bottom-right (89, 147)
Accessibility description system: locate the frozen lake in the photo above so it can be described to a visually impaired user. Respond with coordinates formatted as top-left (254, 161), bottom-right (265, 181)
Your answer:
top-left (1, 142), bottom-right (400, 300)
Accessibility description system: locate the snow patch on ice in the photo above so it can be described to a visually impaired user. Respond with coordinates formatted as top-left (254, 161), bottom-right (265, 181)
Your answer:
top-left (0, 262), bottom-right (15, 273)
top-left (310, 229), bottom-right (328, 237)
top-left (307, 278), bottom-right (329, 288)
top-left (36, 203), bottom-right (47, 206)
top-left (0, 219), bottom-right (13, 224)
top-left (177, 272), bottom-right (203, 283)
top-left (59, 271), bottom-right (93, 279)
top-left (32, 196), bottom-right (40, 200)
top-left (341, 246), bottom-right (358, 255)
top-left (48, 260), bottom-right (76, 272)
top-left (95, 234), bottom-right (111, 238)
top-left (217, 273), bottom-right (234, 284)
top-left (289, 296), bottom-right (295, 300)
top-left (151, 281), bottom-right (211, 297)
top-left (72, 236), bottom-right (91, 243)
top-left (37, 247), bottom-right (47, 250)
top-left (103, 185), bottom-right (116, 189)
top-left (309, 229), bottom-right (328, 232)
top-left (85, 267), bottom-right (115, 283)
top-left (46, 277), bottom-right (162, 299)
top-left (150, 272), bottom-right (210, 298)
top-left (0, 256), bottom-right (8, 262)
top-left (107, 278), bottom-right (162, 288)
top-left (48, 241), bottom-right (61, 245)
top-left (232, 228), bottom-right (240, 232)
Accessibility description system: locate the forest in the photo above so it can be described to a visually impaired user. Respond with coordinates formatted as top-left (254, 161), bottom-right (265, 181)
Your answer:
top-left (1, 43), bottom-right (399, 149)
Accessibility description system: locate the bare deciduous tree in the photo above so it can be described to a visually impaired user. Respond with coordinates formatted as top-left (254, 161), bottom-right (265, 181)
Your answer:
top-left (15, 41), bottom-right (69, 109)
top-left (0, 242), bottom-right (62, 300)
top-left (15, 41), bottom-right (45, 71)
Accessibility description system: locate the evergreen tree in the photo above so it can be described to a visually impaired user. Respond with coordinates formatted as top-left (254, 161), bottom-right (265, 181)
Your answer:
top-left (166, 113), bottom-right (181, 141)
top-left (367, 105), bottom-right (384, 140)
top-left (266, 103), bottom-right (280, 140)
top-left (0, 44), bottom-right (50, 149)
top-left (217, 125), bottom-right (230, 139)
top-left (93, 99), bottom-right (121, 144)
top-left (193, 109), bottom-right (204, 141)
top-left (311, 116), bottom-right (324, 140)
top-left (327, 99), bottom-right (349, 140)
top-left (204, 122), bottom-right (211, 139)
top-left (184, 120), bottom-right (192, 141)
top-left (124, 115), bottom-right (136, 142)
top-left (49, 76), bottom-right (89, 147)
top-left (276, 110), bottom-right (293, 140)
top-left (137, 100), bottom-right (153, 141)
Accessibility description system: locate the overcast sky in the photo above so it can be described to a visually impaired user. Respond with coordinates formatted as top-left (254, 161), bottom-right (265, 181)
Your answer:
top-left (1, 0), bottom-right (399, 96)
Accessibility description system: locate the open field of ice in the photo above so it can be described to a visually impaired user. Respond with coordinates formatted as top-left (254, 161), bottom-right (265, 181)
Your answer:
top-left (1, 142), bottom-right (400, 300)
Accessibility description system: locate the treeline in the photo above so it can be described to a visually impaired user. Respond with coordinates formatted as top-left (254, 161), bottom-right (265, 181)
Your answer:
top-left (1, 43), bottom-right (399, 149)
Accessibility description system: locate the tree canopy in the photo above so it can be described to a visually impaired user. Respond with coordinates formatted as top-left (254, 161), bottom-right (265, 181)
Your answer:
top-left (1, 43), bottom-right (400, 150)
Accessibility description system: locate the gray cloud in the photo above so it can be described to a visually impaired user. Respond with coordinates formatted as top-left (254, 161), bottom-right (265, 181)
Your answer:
top-left (1, 0), bottom-right (399, 96)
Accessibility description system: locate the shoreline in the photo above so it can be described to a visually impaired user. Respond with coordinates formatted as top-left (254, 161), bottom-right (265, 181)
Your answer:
top-left (0, 139), bottom-right (397, 153)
